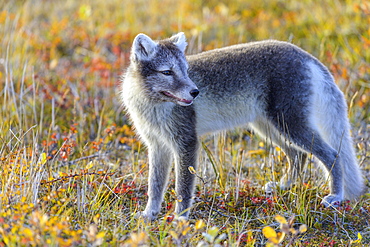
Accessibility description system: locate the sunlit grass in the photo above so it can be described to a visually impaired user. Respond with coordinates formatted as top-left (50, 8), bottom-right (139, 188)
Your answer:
top-left (0, 0), bottom-right (369, 245)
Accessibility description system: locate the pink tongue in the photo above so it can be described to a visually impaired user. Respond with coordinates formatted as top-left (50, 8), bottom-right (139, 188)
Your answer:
top-left (164, 92), bottom-right (192, 104)
top-left (180, 98), bottom-right (192, 104)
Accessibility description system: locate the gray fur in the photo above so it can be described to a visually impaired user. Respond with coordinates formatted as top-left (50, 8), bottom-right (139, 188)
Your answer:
top-left (121, 33), bottom-right (364, 220)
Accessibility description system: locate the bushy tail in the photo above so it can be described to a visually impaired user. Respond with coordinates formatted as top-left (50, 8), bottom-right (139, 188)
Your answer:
top-left (310, 61), bottom-right (364, 200)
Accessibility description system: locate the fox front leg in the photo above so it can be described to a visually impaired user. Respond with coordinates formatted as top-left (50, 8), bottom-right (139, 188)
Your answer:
top-left (174, 139), bottom-right (199, 220)
top-left (138, 144), bottom-right (172, 221)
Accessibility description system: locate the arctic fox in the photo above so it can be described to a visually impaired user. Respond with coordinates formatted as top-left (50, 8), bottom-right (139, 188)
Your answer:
top-left (121, 32), bottom-right (364, 220)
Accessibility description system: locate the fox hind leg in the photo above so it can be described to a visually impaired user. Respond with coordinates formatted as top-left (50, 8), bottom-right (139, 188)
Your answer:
top-left (272, 121), bottom-right (344, 205)
top-left (279, 148), bottom-right (308, 190)
top-left (251, 118), bottom-right (344, 205)
top-left (250, 120), bottom-right (307, 190)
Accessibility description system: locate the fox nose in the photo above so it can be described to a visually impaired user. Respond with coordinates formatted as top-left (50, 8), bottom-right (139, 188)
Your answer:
top-left (190, 89), bottom-right (199, 99)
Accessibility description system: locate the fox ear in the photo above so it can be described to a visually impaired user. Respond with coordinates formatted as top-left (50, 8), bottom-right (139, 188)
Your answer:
top-left (132, 33), bottom-right (157, 61)
top-left (170, 32), bottom-right (187, 53)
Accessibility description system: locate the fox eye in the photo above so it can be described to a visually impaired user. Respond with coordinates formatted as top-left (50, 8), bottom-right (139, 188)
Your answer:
top-left (161, 70), bottom-right (173, 76)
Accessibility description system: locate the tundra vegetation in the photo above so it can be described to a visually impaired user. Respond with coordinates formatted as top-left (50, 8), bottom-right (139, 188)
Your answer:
top-left (0, 0), bottom-right (369, 246)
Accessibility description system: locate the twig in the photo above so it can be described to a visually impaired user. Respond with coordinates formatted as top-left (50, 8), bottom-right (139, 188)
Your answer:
top-left (40, 170), bottom-right (115, 186)
top-left (67, 153), bottom-right (103, 165)
top-left (57, 151), bottom-right (110, 167)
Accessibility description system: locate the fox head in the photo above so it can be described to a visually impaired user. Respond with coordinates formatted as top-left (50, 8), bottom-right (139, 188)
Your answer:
top-left (128, 32), bottom-right (199, 106)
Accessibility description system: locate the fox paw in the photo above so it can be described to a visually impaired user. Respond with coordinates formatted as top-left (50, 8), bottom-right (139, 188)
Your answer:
top-left (263, 182), bottom-right (277, 195)
top-left (263, 181), bottom-right (291, 195)
top-left (321, 194), bottom-right (343, 207)
top-left (135, 210), bottom-right (158, 222)
top-left (175, 215), bottom-right (188, 221)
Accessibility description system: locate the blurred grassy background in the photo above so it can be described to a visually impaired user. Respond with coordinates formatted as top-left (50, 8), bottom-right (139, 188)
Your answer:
top-left (1, 0), bottom-right (369, 128)
top-left (0, 0), bottom-right (369, 246)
